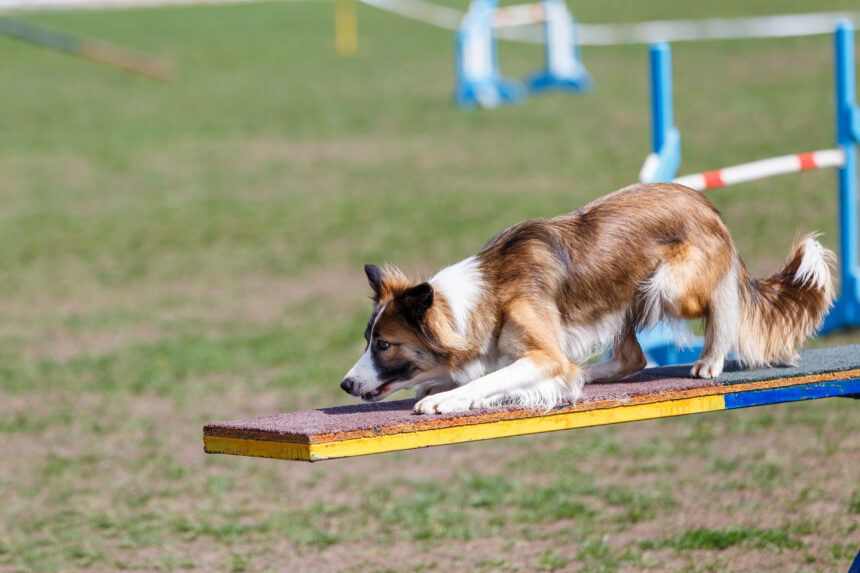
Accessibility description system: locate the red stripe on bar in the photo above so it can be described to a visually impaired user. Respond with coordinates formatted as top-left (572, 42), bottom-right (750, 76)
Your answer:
top-left (797, 152), bottom-right (817, 170)
top-left (702, 170), bottom-right (724, 189)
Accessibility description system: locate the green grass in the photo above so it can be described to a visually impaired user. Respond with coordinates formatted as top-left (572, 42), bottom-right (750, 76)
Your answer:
top-left (640, 526), bottom-right (804, 551)
top-left (0, 0), bottom-right (859, 571)
top-left (849, 491), bottom-right (860, 514)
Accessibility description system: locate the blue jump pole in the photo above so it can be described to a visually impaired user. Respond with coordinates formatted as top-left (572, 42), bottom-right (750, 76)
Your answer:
top-left (825, 20), bottom-right (860, 331)
top-left (641, 42), bottom-right (682, 185)
top-left (651, 43), bottom-right (672, 154)
top-left (454, 0), bottom-right (526, 109)
top-left (525, 0), bottom-right (592, 94)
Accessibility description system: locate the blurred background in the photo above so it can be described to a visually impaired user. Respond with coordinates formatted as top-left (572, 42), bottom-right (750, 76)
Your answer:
top-left (0, 0), bottom-right (859, 570)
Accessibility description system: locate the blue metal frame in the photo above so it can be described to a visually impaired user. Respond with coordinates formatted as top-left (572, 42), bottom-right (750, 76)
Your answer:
top-left (455, 0), bottom-right (526, 109)
top-left (525, 0), bottom-right (592, 94)
top-left (456, 0), bottom-right (591, 109)
top-left (639, 22), bottom-right (860, 365)
top-left (824, 21), bottom-right (860, 332)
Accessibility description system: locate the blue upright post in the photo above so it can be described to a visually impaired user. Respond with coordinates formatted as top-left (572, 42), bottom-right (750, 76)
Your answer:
top-left (640, 42), bottom-right (682, 184)
top-left (455, 0), bottom-right (526, 109)
top-left (525, 0), bottom-right (592, 94)
top-left (823, 20), bottom-right (860, 332)
top-left (651, 43), bottom-right (672, 154)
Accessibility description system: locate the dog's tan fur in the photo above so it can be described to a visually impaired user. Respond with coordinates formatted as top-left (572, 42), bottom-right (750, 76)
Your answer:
top-left (341, 183), bottom-right (835, 413)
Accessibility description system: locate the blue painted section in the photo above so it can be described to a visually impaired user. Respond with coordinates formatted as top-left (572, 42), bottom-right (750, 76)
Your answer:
top-left (823, 20), bottom-right (860, 333)
top-left (454, 0), bottom-right (526, 109)
top-left (724, 378), bottom-right (860, 410)
top-left (847, 546), bottom-right (860, 573)
top-left (640, 24), bottom-right (860, 365)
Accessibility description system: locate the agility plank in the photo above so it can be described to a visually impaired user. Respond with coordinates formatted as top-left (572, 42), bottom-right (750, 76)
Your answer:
top-left (204, 344), bottom-right (860, 463)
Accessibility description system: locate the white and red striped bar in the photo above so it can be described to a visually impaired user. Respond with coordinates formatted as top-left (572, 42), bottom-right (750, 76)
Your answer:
top-left (493, 2), bottom-right (545, 28)
top-left (672, 149), bottom-right (845, 191)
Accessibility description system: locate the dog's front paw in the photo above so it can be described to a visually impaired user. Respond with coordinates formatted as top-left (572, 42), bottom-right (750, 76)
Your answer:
top-left (413, 391), bottom-right (474, 414)
top-left (691, 359), bottom-right (723, 379)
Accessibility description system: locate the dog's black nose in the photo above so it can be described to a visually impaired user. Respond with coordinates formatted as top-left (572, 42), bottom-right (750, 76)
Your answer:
top-left (340, 378), bottom-right (355, 394)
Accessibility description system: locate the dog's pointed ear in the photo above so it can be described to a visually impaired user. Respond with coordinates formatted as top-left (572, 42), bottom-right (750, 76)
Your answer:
top-left (365, 264), bottom-right (386, 298)
top-left (400, 282), bottom-right (434, 324)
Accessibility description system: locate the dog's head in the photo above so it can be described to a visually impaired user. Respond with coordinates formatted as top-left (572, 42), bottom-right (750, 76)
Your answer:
top-left (340, 264), bottom-right (452, 401)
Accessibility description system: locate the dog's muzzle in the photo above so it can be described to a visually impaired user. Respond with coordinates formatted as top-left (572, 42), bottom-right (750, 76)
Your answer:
top-left (341, 377), bottom-right (386, 401)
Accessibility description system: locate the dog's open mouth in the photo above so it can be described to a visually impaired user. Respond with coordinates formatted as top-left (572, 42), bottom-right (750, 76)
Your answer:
top-left (361, 384), bottom-right (391, 401)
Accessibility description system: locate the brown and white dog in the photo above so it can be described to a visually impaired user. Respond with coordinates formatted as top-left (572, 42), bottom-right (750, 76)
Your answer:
top-left (340, 183), bottom-right (835, 414)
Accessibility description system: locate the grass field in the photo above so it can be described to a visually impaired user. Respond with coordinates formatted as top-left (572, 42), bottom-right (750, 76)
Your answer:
top-left (1, 0), bottom-right (859, 571)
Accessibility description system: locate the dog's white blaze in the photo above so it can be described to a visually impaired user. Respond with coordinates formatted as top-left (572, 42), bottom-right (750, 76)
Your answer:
top-left (344, 301), bottom-right (389, 389)
top-left (344, 348), bottom-right (379, 387)
top-left (562, 310), bottom-right (626, 363)
top-left (430, 256), bottom-right (484, 335)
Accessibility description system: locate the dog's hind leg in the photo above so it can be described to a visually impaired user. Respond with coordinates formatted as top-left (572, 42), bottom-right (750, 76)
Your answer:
top-left (691, 260), bottom-right (740, 378)
top-left (583, 326), bottom-right (646, 383)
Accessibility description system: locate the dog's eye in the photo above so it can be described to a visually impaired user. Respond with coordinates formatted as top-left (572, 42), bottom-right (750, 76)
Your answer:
top-left (375, 340), bottom-right (391, 351)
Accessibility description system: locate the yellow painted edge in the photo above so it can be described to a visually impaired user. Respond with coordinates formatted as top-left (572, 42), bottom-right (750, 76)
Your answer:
top-left (205, 435), bottom-right (313, 461)
top-left (205, 394), bottom-right (725, 462)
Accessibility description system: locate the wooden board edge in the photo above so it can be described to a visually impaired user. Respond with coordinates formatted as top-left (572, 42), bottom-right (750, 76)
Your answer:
top-left (202, 368), bottom-right (860, 447)
top-left (204, 435), bottom-right (313, 462)
top-left (203, 378), bottom-right (860, 462)
top-left (304, 394), bottom-right (727, 461)
top-left (302, 368), bottom-right (860, 444)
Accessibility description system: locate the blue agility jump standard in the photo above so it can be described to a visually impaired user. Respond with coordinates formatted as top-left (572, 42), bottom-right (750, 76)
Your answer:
top-left (637, 21), bottom-right (860, 366)
top-left (455, 0), bottom-right (591, 109)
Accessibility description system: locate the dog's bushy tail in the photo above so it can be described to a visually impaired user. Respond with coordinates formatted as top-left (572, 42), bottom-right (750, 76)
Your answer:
top-left (735, 233), bottom-right (835, 366)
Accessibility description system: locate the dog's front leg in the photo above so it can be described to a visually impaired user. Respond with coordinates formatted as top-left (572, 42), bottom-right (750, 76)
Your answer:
top-left (413, 358), bottom-right (542, 414)
top-left (414, 355), bottom-right (578, 414)
top-left (414, 379), bottom-right (460, 400)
